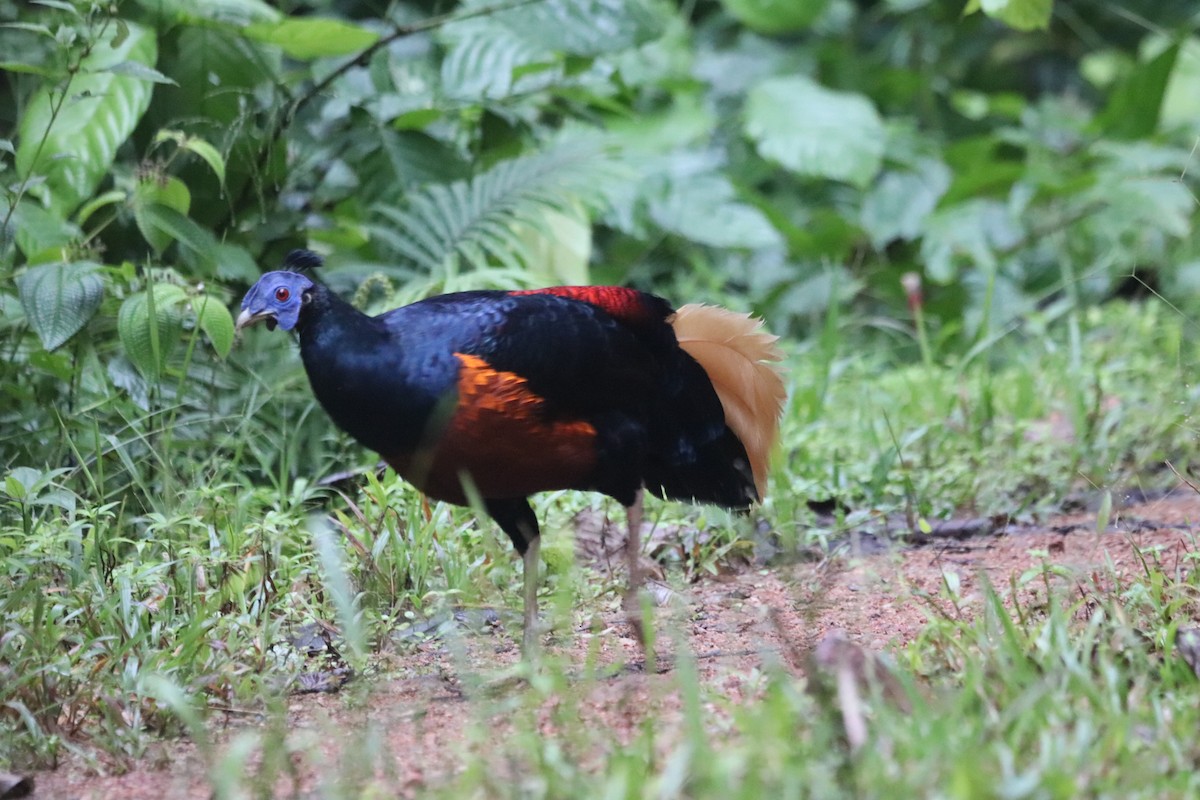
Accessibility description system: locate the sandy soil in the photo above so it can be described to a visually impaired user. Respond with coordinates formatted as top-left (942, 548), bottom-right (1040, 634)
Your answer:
top-left (27, 488), bottom-right (1200, 799)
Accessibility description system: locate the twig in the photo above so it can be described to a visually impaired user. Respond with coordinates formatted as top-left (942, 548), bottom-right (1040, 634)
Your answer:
top-left (1166, 460), bottom-right (1200, 495)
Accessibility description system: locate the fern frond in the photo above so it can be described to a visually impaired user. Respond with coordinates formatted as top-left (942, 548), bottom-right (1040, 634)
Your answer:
top-left (369, 144), bottom-right (613, 278)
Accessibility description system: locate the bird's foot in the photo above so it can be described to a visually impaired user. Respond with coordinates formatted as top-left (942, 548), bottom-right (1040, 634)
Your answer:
top-left (624, 588), bottom-right (656, 671)
top-left (521, 619), bottom-right (541, 661)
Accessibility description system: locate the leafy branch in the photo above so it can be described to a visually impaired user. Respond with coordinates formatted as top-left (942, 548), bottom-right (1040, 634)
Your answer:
top-left (226, 0), bottom-right (545, 232)
top-left (297, 0), bottom-right (542, 120)
top-left (1, 9), bottom-right (116, 249)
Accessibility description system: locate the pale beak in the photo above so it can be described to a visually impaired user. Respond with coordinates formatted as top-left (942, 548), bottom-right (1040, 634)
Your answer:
top-left (235, 309), bottom-right (276, 332)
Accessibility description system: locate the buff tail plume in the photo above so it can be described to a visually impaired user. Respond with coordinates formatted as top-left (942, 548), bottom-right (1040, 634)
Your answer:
top-left (671, 304), bottom-right (786, 498)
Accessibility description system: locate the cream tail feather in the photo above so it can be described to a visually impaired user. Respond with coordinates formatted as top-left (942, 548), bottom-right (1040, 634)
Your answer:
top-left (670, 304), bottom-right (786, 499)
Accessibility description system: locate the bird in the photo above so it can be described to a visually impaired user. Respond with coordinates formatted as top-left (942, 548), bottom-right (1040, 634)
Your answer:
top-left (236, 249), bottom-right (786, 656)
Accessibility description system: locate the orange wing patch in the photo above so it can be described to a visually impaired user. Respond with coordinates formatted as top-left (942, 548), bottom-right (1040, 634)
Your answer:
top-left (390, 353), bottom-right (597, 503)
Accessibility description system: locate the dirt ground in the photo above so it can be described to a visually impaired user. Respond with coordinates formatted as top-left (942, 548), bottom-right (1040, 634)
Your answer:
top-left (28, 488), bottom-right (1200, 799)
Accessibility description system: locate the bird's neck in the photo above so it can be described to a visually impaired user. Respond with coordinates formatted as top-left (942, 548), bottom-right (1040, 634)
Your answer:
top-left (297, 283), bottom-right (370, 338)
top-left (295, 283), bottom-right (396, 447)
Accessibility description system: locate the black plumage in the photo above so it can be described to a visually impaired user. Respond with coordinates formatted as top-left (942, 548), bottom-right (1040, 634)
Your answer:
top-left (237, 250), bottom-right (785, 654)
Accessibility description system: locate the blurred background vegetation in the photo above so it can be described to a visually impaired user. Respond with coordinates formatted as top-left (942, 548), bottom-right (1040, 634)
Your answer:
top-left (2, 0), bottom-right (1198, 505)
top-left (3, 0), bottom-right (1200, 777)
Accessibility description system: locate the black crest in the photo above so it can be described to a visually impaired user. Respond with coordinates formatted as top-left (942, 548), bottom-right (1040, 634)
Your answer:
top-left (284, 249), bottom-right (324, 272)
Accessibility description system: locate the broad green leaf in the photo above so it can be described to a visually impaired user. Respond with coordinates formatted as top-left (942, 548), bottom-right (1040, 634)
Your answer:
top-left (964, 0), bottom-right (1052, 31)
top-left (0, 22), bottom-right (59, 77)
top-left (720, 0), bottom-right (830, 35)
top-left (16, 261), bottom-right (104, 351)
top-left (134, 204), bottom-right (218, 270)
top-left (192, 295), bottom-right (235, 358)
top-left (11, 199), bottom-right (81, 261)
top-left (744, 76), bottom-right (884, 188)
top-left (1086, 176), bottom-right (1192, 241)
top-left (650, 172), bottom-right (782, 250)
top-left (118, 284), bottom-right (187, 379)
top-left (392, 108), bottom-right (442, 131)
top-left (103, 60), bottom-right (177, 85)
top-left (1161, 37), bottom-right (1200, 127)
top-left (134, 179), bottom-right (192, 253)
top-left (242, 17), bottom-right (379, 59)
top-left (15, 22), bottom-right (157, 218)
top-left (182, 139), bottom-right (226, 186)
top-left (154, 131), bottom-right (226, 185)
top-left (606, 94), bottom-right (717, 155)
top-left (3, 467), bottom-right (46, 501)
top-left (4, 474), bottom-right (28, 501)
top-left (498, 0), bottom-right (669, 57)
top-left (214, 242), bottom-right (260, 283)
top-left (860, 159), bottom-right (952, 248)
top-left (0, 22), bottom-right (55, 37)
top-left (151, 27), bottom-right (279, 127)
top-left (1096, 43), bottom-right (1179, 139)
top-left (76, 189), bottom-right (128, 228)
top-left (919, 199), bottom-right (1021, 283)
top-left (112, 18), bottom-right (130, 48)
top-left (107, 355), bottom-right (148, 408)
top-left (130, 0), bottom-right (280, 25)
top-left (28, 487), bottom-right (77, 512)
top-left (31, 0), bottom-right (80, 12)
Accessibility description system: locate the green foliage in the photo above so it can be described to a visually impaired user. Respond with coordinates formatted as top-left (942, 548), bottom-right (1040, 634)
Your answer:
top-left (966, 0), bottom-right (1054, 31)
top-left (133, 176), bottom-right (192, 254)
top-left (242, 16), bottom-right (378, 60)
top-left (5, 0), bottom-right (1196, 377)
top-left (744, 76), bottom-right (885, 188)
top-left (16, 260), bottom-right (104, 350)
top-left (370, 145), bottom-right (613, 281)
top-left (1097, 42), bottom-right (1180, 139)
top-left (117, 282), bottom-right (186, 378)
top-left (720, 0), bottom-right (829, 35)
top-left (439, 0), bottom-right (669, 100)
top-left (777, 302), bottom-right (1200, 531)
top-left (14, 19), bottom-right (157, 220)
top-left (4, 0), bottom-right (1200, 784)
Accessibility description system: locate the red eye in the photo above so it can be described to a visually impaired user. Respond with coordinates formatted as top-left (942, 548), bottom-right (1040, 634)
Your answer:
top-left (275, 287), bottom-right (290, 302)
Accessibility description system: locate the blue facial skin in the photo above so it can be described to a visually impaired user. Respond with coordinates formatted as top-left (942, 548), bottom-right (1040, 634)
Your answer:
top-left (237, 271), bottom-right (315, 332)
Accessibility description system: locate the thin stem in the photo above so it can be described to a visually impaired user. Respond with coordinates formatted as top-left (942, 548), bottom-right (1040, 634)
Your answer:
top-left (3, 12), bottom-right (114, 235)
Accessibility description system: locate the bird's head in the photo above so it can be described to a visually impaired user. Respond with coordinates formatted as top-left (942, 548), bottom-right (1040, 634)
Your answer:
top-left (236, 250), bottom-right (324, 332)
top-left (236, 270), bottom-right (316, 333)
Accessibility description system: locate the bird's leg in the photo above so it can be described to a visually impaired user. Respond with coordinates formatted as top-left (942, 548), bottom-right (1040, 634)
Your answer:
top-left (624, 488), bottom-right (646, 649)
top-left (522, 535), bottom-right (541, 657)
top-left (484, 498), bottom-right (542, 660)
